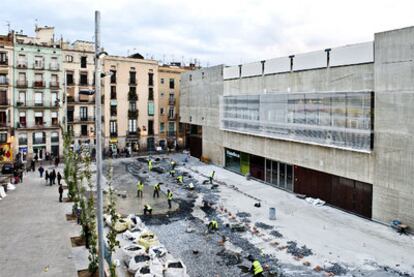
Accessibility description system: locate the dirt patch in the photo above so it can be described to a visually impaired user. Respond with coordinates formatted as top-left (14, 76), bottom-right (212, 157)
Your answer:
top-left (71, 236), bottom-right (85, 247)
top-left (66, 214), bottom-right (77, 221)
top-left (77, 269), bottom-right (100, 277)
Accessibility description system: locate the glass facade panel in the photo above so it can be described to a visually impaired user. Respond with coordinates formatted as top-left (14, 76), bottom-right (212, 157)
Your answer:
top-left (221, 91), bottom-right (373, 151)
top-left (225, 149), bottom-right (241, 173)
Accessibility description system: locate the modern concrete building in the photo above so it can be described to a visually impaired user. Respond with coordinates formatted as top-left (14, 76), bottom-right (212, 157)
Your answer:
top-left (62, 40), bottom-right (96, 147)
top-left (180, 26), bottom-right (414, 227)
top-left (13, 27), bottom-right (64, 160)
top-left (102, 54), bottom-right (159, 152)
top-left (0, 33), bottom-right (14, 162)
top-left (157, 64), bottom-right (190, 150)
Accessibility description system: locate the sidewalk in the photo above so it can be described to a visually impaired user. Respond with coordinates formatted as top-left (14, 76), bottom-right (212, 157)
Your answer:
top-left (0, 166), bottom-right (78, 277)
top-left (183, 159), bottom-right (414, 275)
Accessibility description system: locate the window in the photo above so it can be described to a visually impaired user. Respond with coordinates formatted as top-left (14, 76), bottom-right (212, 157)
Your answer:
top-left (110, 70), bottom-right (117, 83)
top-left (129, 71), bottom-right (136, 84)
top-left (148, 102), bottom-right (154, 116)
top-left (34, 56), bottom-right (44, 69)
top-left (148, 120), bottom-right (154, 135)
top-left (66, 55), bottom-right (73, 62)
top-left (0, 111), bottom-right (6, 126)
top-left (160, 123), bottom-right (164, 133)
top-left (128, 119), bottom-right (137, 133)
top-left (35, 92), bottom-right (43, 106)
top-left (129, 102), bottom-right (137, 111)
top-left (18, 72), bottom-right (26, 81)
top-left (110, 120), bottom-right (117, 136)
top-left (148, 88), bottom-right (154, 100)
top-left (110, 105), bottom-right (117, 116)
top-left (17, 54), bottom-right (27, 67)
top-left (81, 125), bottom-right (88, 136)
top-left (51, 92), bottom-right (58, 107)
top-left (18, 133), bottom-right (27, 145)
top-left (148, 73), bottom-right (154, 86)
top-left (169, 78), bottom-right (175, 89)
top-left (80, 107), bottom-right (88, 120)
top-left (110, 86), bottom-right (116, 99)
top-left (50, 57), bottom-right (58, 70)
top-left (0, 89), bottom-right (7, 105)
top-left (66, 72), bottom-right (74, 85)
top-left (19, 112), bottom-right (26, 127)
top-left (168, 122), bottom-right (175, 132)
top-left (168, 107), bottom-right (174, 119)
top-left (80, 56), bottom-right (87, 68)
top-left (0, 133), bottom-right (7, 144)
top-left (18, 91), bottom-right (26, 105)
top-left (0, 52), bottom-right (7, 64)
top-left (160, 108), bottom-right (164, 115)
top-left (51, 132), bottom-right (59, 143)
top-left (0, 74), bottom-right (7, 85)
top-left (35, 112), bottom-right (43, 125)
top-left (80, 72), bottom-right (88, 85)
top-left (160, 78), bottom-right (164, 84)
top-left (51, 74), bottom-right (58, 87)
top-left (33, 132), bottom-right (45, 145)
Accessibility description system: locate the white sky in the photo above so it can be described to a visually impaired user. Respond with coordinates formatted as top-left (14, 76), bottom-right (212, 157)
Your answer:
top-left (1, 0), bottom-right (414, 66)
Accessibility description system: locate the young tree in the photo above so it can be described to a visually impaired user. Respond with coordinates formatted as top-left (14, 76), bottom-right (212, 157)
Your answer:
top-left (106, 162), bottom-right (120, 277)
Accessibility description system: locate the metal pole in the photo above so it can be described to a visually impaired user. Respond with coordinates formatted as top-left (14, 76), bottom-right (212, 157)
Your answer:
top-left (94, 10), bottom-right (105, 277)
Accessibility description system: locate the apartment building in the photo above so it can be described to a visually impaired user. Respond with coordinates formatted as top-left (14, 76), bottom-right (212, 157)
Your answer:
top-left (62, 40), bottom-right (96, 147)
top-left (157, 64), bottom-right (189, 150)
top-left (13, 27), bottom-right (64, 160)
top-left (0, 34), bottom-right (14, 162)
top-left (102, 54), bottom-right (159, 152)
top-left (180, 26), bottom-right (414, 228)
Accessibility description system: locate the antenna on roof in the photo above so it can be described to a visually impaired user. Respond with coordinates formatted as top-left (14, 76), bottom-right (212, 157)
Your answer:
top-left (35, 18), bottom-right (38, 29)
top-left (5, 21), bottom-right (11, 33)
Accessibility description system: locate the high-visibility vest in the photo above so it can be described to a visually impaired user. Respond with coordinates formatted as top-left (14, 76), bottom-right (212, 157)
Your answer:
top-left (144, 204), bottom-right (152, 211)
top-left (167, 191), bottom-right (173, 200)
top-left (210, 220), bottom-right (218, 229)
top-left (154, 184), bottom-right (160, 191)
top-left (137, 182), bottom-right (143, 191)
top-left (177, 176), bottom-right (183, 183)
top-left (210, 171), bottom-right (215, 178)
top-left (252, 260), bottom-right (263, 275)
top-left (148, 160), bottom-right (152, 168)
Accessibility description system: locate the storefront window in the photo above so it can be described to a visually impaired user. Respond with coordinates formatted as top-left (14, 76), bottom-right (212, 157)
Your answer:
top-left (225, 149), bottom-right (241, 173)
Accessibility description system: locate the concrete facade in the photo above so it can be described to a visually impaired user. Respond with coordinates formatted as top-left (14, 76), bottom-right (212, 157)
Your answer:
top-left (180, 26), bottom-right (414, 227)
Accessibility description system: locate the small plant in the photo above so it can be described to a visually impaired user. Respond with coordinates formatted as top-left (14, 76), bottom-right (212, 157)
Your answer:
top-left (106, 161), bottom-right (120, 277)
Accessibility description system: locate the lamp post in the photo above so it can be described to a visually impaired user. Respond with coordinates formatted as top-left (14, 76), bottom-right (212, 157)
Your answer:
top-left (94, 10), bottom-right (105, 277)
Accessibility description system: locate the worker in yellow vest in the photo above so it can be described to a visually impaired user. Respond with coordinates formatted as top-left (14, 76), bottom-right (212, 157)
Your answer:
top-left (143, 204), bottom-right (152, 215)
top-left (153, 183), bottom-right (160, 198)
top-left (208, 219), bottom-right (219, 232)
top-left (209, 170), bottom-right (215, 184)
top-left (176, 175), bottom-right (183, 184)
top-left (248, 256), bottom-right (264, 277)
top-left (148, 159), bottom-right (153, 171)
top-left (137, 181), bottom-right (144, 198)
top-left (167, 189), bottom-right (173, 209)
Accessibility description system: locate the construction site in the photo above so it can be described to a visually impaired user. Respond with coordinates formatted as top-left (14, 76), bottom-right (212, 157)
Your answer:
top-left (100, 153), bottom-right (414, 277)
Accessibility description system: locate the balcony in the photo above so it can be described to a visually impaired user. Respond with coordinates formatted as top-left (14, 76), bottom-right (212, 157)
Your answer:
top-left (0, 99), bottom-right (10, 106)
top-left (49, 63), bottom-right (59, 71)
top-left (0, 59), bottom-right (8, 66)
top-left (33, 81), bottom-right (46, 88)
top-left (0, 78), bottom-right (8, 86)
top-left (168, 98), bottom-right (176, 105)
top-left (127, 131), bottom-right (139, 137)
top-left (75, 116), bottom-right (95, 123)
top-left (33, 62), bottom-right (45, 70)
top-left (128, 91), bottom-right (138, 101)
top-left (16, 100), bottom-right (60, 109)
top-left (16, 80), bottom-right (28, 88)
top-left (16, 122), bottom-right (60, 130)
top-left (17, 62), bottom-right (28, 69)
top-left (128, 110), bottom-right (138, 118)
top-left (0, 122), bottom-right (9, 129)
top-left (50, 81), bottom-right (60, 89)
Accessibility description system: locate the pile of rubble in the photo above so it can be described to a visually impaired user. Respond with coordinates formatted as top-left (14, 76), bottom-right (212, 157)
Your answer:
top-left (104, 213), bottom-right (189, 277)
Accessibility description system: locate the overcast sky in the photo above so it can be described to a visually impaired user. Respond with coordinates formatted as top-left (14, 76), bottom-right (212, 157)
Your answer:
top-left (1, 0), bottom-right (414, 66)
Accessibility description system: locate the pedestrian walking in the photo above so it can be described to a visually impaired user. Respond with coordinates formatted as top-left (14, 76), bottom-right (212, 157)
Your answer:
top-left (208, 219), bottom-right (219, 232)
top-left (51, 169), bottom-right (56, 185)
top-left (248, 256), bottom-right (264, 277)
top-left (45, 170), bottom-right (49, 185)
top-left (137, 181), bottom-right (144, 198)
top-left (31, 159), bottom-right (35, 172)
top-left (58, 184), bottom-right (63, 202)
top-left (169, 169), bottom-right (176, 177)
top-left (57, 172), bottom-right (62, 186)
top-left (209, 171), bottom-right (215, 184)
top-left (38, 165), bottom-right (44, 178)
top-left (167, 189), bottom-right (173, 209)
top-left (153, 183), bottom-right (160, 198)
top-left (176, 175), bottom-right (183, 184)
top-left (54, 157), bottom-right (59, 167)
top-left (34, 153), bottom-right (39, 163)
top-left (148, 159), bottom-right (153, 172)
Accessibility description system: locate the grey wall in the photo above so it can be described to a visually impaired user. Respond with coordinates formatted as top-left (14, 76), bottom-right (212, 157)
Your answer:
top-left (373, 27), bottom-right (414, 226)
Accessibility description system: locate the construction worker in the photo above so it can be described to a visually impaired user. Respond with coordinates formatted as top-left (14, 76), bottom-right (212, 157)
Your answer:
top-left (208, 219), bottom-right (219, 232)
top-left (167, 189), bottom-right (173, 209)
top-left (176, 175), bottom-right (183, 184)
top-left (148, 159), bottom-right (153, 171)
top-left (143, 204), bottom-right (152, 215)
top-left (153, 183), bottom-right (160, 198)
top-left (169, 169), bottom-right (176, 177)
top-left (137, 181), bottom-right (144, 197)
top-left (170, 160), bottom-right (176, 170)
top-left (248, 256), bottom-right (264, 277)
top-left (209, 170), bottom-right (215, 184)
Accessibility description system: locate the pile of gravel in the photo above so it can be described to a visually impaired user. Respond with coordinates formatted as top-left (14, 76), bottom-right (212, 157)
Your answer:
top-left (286, 241), bottom-right (313, 257)
top-left (269, 230), bottom-right (283, 238)
top-left (255, 222), bottom-right (273, 230)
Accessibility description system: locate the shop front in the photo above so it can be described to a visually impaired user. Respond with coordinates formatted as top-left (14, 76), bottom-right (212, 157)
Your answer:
top-left (224, 149), bottom-right (241, 173)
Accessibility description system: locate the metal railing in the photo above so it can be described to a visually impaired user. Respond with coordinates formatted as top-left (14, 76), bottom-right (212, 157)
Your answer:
top-left (0, 59), bottom-right (8, 66)
top-left (0, 78), bottom-right (9, 86)
top-left (16, 80), bottom-right (28, 88)
top-left (33, 62), bottom-right (45, 70)
top-left (50, 81), bottom-right (60, 88)
top-left (16, 101), bottom-right (60, 108)
top-left (33, 81), bottom-right (46, 88)
top-left (0, 99), bottom-right (10, 105)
